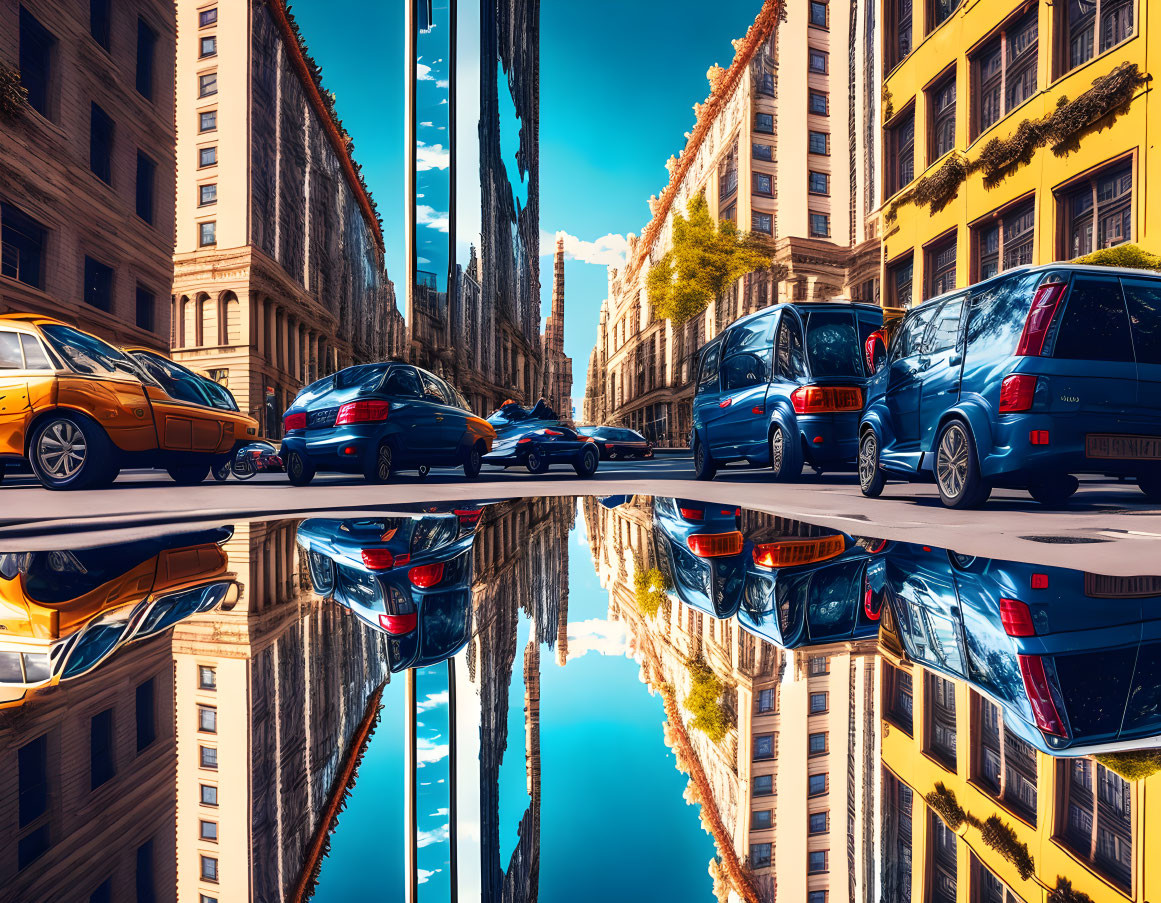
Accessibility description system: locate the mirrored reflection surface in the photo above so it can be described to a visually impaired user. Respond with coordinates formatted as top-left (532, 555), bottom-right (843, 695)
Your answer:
top-left (0, 498), bottom-right (1158, 902)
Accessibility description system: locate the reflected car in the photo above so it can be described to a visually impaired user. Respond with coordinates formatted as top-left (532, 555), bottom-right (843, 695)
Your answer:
top-left (279, 363), bottom-right (494, 484)
top-left (0, 527), bottom-right (239, 707)
top-left (652, 497), bottom-right (747, 619)
top-left (577, 426), bottom-right (653, 460)
top-left (0, 316), bottom-right (259, 489)
top-left (212, 439), bottom-right (284, 480)
top-left (858, 265), bottom-right (1161, 508)
top-left (738, 529), bottom-right (886, 648)
top-left (297, 510), bottom-right (480, 671)
top-left (691, 301), bottom-right (883, 481)
top-left (881, 542), bottom-right (1161, 755)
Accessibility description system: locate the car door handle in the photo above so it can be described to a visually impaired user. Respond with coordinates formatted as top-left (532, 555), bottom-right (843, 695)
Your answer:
top-left (719, 398), bottom-right (733, 408)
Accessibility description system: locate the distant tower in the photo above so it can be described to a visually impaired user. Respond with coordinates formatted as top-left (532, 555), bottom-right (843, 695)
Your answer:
top-left (546, 237), bottom-right (565, 354)
top-left (543, 236), bottom-right (572, 416)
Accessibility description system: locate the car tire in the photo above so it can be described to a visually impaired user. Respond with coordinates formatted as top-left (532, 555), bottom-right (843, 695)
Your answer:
top-left (463, 442), bottom-right (484, 480)
top-left (573, 446), bottom-right (599, 477)
top-left (526, 449), bottom-right (549, 475)
top-left (858, 429), bottom-right (886, 498)
top-left (166, 459), bottom-right (211, 485)
top-left (286, 450), bottom-right (316, 486)
top-left (0, 465), bottom-right (5, 485)
top-left (769, 423), bottom-right (802, 482)
top-left (364, 442), bottom-right (393, 484)
top-left (1027, 474), bottom-right (1079, 507)
top-left (934, 420), bottom-right (990, 509)
top-left (1138, 470), bottom-right (1161, 502)
top-left (211, 456), bottom-right (233, 482)
top-left (28, 412), bottom-right (114, 491)
top-left (692, 436), bottom-right (716, 481)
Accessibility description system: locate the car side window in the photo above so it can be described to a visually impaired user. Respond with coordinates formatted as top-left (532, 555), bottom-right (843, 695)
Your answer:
top-left (894, 307), bottom-right (937, 359)
top-left (922, 294), bottom-right (966, 355)
top-left (774, 313), bottom-right (805, 379)
top-left (383, 367), bottom-right (424, 398)
top-left (1121, 278), bottom-right (1161, 365)
top-left (697, 343), bottom-right (720, 393)
top-left (720, 352), bottom-right (768, 391)
top-left (723, 312), bottom-right (776, 357)
top-left (0, 332), bottom-right (21, 369)
top-left (1053, 276), bottom-right (1133, 362)
top-left (20, 335), bottom-right (53, 370)
top-left (421, 371), bottom-right (453, 404)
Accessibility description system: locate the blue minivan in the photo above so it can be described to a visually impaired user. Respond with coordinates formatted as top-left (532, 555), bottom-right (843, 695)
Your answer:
top-left (859, 265), bottom-right (1161, 507)
top-left (691, 302), bottom-right (884, 480)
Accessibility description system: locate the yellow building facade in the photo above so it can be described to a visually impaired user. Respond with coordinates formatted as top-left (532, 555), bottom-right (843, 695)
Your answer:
top-left (879, 0), bottom-right (1153, 306)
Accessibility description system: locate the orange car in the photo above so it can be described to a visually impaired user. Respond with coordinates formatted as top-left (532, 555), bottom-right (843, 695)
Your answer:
top-left (0, 315), bottom-right (258, 489)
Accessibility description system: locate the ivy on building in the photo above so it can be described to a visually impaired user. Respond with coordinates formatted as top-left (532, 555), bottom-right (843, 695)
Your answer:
top-left (0, 62), bottom-right (28, 122)
top-left (927, 784), bottom-right (1034, 881)
top-left (925, 782), bottom-right (967, 829)
top-left (885, 62), bottom-right (1148, 225)
top-left (1073, 243), bottom-right (1161, 273)
top-left (647, 195), bottom-right (775, 326)
top-left (683, 656), bottom-right (733, 742)
top-left (633, 567), bottom-right (670, 618)
top-left (1095, 748), bottom-right (1161, 781)
top-left (1048, 878), bottom-right (1095, 903)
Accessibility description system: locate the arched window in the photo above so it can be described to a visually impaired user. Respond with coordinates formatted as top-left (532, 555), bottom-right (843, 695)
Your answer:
top-left (181, 295), bottom-right (197, 347)
top-left (222, 292), bottom-right (241, 345)
top-left (197, 292), bottom-right (214, 347)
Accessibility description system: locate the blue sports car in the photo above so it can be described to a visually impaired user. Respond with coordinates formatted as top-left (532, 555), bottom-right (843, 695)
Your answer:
top-left (483, 400), bottom-right (600, 476)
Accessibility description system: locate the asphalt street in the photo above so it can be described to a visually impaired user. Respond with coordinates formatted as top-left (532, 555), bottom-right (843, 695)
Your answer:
top-left (1, 454), bottom-right (1160, 573)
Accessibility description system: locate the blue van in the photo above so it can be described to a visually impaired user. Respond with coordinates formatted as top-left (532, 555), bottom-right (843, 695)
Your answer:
top-left (859, 265), bottom-right (1161, 507)
top-left (652, 497), bottom-right (747, 619)
top-left (691, 302), bottom-right (883, 480)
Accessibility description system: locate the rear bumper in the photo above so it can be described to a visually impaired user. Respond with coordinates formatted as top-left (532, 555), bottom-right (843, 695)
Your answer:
top-left (798, 413), bottom-right (860, 466)
top-left (280, 426), bottom-right (383, 472)
top-left (980, 415), bottom-right (1161, 482)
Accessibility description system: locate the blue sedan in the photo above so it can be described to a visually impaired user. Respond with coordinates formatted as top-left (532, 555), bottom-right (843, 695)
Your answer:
top-left (484, 401), bottom-right (599, 476)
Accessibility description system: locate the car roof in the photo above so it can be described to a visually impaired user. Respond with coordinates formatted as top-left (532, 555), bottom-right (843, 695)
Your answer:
top-left (695, 300), bottom-right (884, 355)
top-left (0, 314), bottom-right (67, 334)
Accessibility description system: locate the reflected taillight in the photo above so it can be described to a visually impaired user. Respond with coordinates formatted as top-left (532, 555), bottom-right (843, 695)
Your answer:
top-left (791, 386), bottom-right (863, 414)
top-left (1018, 654), bottom-right (1068, 737)
top-left (283, 412), bottom-right (307, 432)
top-left (379, 612), bottom-right (418, 634)
top-left (679, 507), bottom-right (705, 522)
top-left (752, 535), bottom-right (845, 568)
top-left (361, 549), bottom-right (396, 570)
top-left (409, 562), bottom-right (445, 588)
top-left (687, 531), bottom-right (744, 558)
top-left (335, 400), bottom-right (391, 425)
top-left (1015, 282), bottom-right (1067, 357)
top-left (1000, 597), bottom-right (1035, 636)
top-left (999, 373), bottom-right (1037, 413)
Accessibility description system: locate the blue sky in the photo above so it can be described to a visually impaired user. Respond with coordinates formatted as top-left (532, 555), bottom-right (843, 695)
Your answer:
top-left (292, 0), bottom-right (764, 399)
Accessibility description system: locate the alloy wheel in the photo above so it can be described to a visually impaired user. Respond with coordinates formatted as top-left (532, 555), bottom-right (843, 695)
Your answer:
top-left (37, 419), bottom-right (87, 480)
top-left (936, 423), bottom-right (970, 500)
top-left (378, 445), bottom-right (392, 480)
top-left (771, 428), bottom-right (784, 473)
top-left (859, 434), bottom-right (876, 490)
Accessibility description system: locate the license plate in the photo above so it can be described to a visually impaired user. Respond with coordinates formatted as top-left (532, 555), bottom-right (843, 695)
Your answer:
top-left (1085, 573), bottom-right (1161, 598)
top-left (1085, 434), bottom-right (1161, 460)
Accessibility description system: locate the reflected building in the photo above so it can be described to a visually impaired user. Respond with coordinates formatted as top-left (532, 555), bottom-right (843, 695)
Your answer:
top-left (541, 237), bottom-right (573, 420)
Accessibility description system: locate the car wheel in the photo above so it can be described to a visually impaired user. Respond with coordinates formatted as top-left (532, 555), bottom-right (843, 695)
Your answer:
top-left (769, 423), bottom-right (802, 482)
top-left (573, 446), bottom-right (599, 477)
top-left (29, 413), bottom-right (113, 490)
top-left (1138, 470), bottom-right (1161, 502)
top-left (934, 420), bottom-right (990, 509)
top-left (211, 456), bottom-right (233, 482)
top-left (463, 442), bottom-right (483, 480)
top-left (0, 465), bottom-right (5, 485)
top-left (286, 450), bottom-right (316, 486)
top-left (364, 442), bottom-right (393, 484)
top-left (858, 430), bottom-right (886, 498)
top-left (166, 459), bottom-right (211, 485)
top-left (1027, 474), bottom-right (1079, 507)
top-left (692, 436), bottom-right (716, 481)
top-left (526, 450), bottom-right (549, 475)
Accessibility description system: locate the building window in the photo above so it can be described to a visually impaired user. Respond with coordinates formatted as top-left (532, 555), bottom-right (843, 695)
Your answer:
top-left (883, 770), bottom-right (914, 898)
top-left (929, 0), bottom-right (960, 32)
top-left (200, 820), bottom-right (218, 841)
top-left (136, 840), bottom-right (155, 903)
top-left (199, 8), bottom-right (218, 27)
top-left (928, 73), bottom-right (956, 161)
top-left (199, 222), bottom-right (217, 247)
top-left (755, 113), bottom-right (774, 134)
top-left (809, 90), bottom-right (829, 115)
top-left (136, 679), bottom-right (156, 752)
top-left (809, 131), bottom-right (829, 155)
top-left (925, 233), bottom-right (957, 298)
top-left (931, 811), bottom-right (958, 900)
top-left (200, 746), bottom-right (218, 769)
top-left (199, 146), bottom-right (218, 168)
top-left (755, 733), bottom-right (776, 760)
top-left (199, 110), bottom-right (217, 133)
top-left (808, 773), bottom-right (827, 796)
top-left (810, 692), bottom-right (828, 713)
top-left (750, 843), bottom-right (772, 868)
top-left (136, 151), bottom-right (156, 224)
top-left (975, 197), bottom-right (1034, 279)
top-left (757, 70), bottom-right (774, 95)
top-left (889, 0), bottom-right (913, 68)
top-left (19, 8), bottom-right (56, 119)
top-left (201, 897), bottom-right (218, 903)
top-left (1, 203), bottom-right (47, 289)
top-left (809, 212), bottom-right (830, 238)
top-left (1060, 0), bottom-right (1133, 74)
top-left (928, 672), bottom-right (958, 765)
top-left (83, 257), bottom-right (114, 312)
top-left (200, 36), bottom-right (217, 58)
top-left (809, 894), bottom-right (827, 903)
top-left (757, 688), bottom-right (775, 713)
top-left (199, 665), bottom-right (217, 689)
top-left (809, 732), bottom-right (828, 755)
top-left (809, 811), bottom-right (828, 834)
top-left (753, 142), bottom-right (773, 161)
top-left (1060, 759), bottom-right (1132, 887)
top-left (198, 705), bottom-right (217, 733)
top-left (808, 850), bottom-right (828, 874)
top-left (753, 809), bottom-right (772, 830)
top-left (888, 254), bottom-right (915, 308)
top-left (972, 9), bottom-right (1038, 139)
top-left (1060, 161), bottom-right (1132, 257)
top-left (201, 856), bottom-right (218, 883)
top-left (136, 18), bottom-right (157, 99)
top-left (135, 285), bottom-right (156, 332)
top-left (199, 72), bottom-right (218, 98)
top-left (976, 695), bottom-right (1037, 821)
top-left (754, 774), bottom-right (774, 796)
top-left (754, 172), bottom-right (773, 196)
top-left (18, 735), bottom-right (48, 827)
top-left (200, 784), bottom-right (218, 806)
top-left (90, 709), bottom-right (115, 790)
top-left (970, 853), bottom-right (1022, 903)
top-left (90, 879), bottom-right (112, 903)
top-left (751, 212), bottom-right (772, 234)
top-left (885, 664), bottom-right (914, 733)
top-left (810, 0), bottom-right (829, 27)
top-left (808, 656), bottom-right (828, 675)
top-left (199, 184), bottom-right (217, 207)
top-left (90, 0), bottom-right (111, 50)
top-left (809, 49), bottom-right (828, 73)
top-left (886, 108), bottom-right (915, 196)
top-left (90, 103), bottom-right (114, 185)
top-left (808, 172), bottom-right (829, 195)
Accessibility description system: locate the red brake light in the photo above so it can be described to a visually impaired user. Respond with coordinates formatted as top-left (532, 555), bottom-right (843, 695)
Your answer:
top-left (864, 329), bottom-right (886, 371)
top-left (283, 412), bottom-right (307, 432)
top-left (335, 400), bottom-right (391, 425)
top-left (1029, 430), bottom-right (1050, 445)
top-left (518, 437), bottom-right (532, 444)
top-left (679, 507), bottom-right (705, 522)
top-left (605, 442), bottom-right (614, 449)
top-left (999, 374), bottom-right (1037, 413)
top-left (686, 531), bottom-right (744, 558)
top-left (409, 562), bottom-right (445, 588)
top-left (791, 386), bottom-right (863, 414)
top-left (1031, 573), bottom-right (1049, 589)
top-left (544, 429), bottom-right (563, 436)
top-left (864, 583), bottom-right (881, 620)
top-left (1018, 654), bottom-right (1067, 737)
top-left (999, 598), bottom-right (1036, 637)
top-left (1015, 282), bottom-right (1067, 357)
top-left (752, 535), bottom-right (846, 568)
top-left (378, 612), bottom-right (418, 634)
top-left (360, 548), bottom-right (396, 570)
top-left (454, 509), bottom-right (482, 527)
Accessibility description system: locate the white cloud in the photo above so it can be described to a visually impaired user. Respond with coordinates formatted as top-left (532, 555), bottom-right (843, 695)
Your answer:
top-left (417, 142), bottom-right (450, 171)
top-left (418, 868), bottom-right (440, 884)
top-left (416, 63), bottom-right (435, 81)
top-left (567, 618), bottom-right (631, 662)
top-left (437, 79), bottom-right (450, 88)
top-left (418, 690), bottom-right (449, 713)
top-left (417, 205), bottom-right (449, 233)
top-left (417, 824), bottom-right (450, 848)
top-left (420, 121), bottom-right (434, 127)
top-left (417, 736), bottom-right (449, 766)
top-left (540, 230), bottom-right (630, 268)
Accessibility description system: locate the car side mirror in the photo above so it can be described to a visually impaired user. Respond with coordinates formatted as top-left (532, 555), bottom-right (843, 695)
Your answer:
top-left (864, 330), bottom-right (888, 373)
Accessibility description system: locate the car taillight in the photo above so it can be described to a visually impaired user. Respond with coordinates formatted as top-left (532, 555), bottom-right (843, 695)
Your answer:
top-left (864, 329), bottom-right (887, 372)
top-left (335, 400), bottom-right (391, 425)
top-left (518, 437), bottom-right (532, 444)
top-left (544, 429), bottom-right (563, 436)
top-left (999, 597), bottom-right (1035, 636)
top-left (409, 562), bottom-right (445, 588)
top-left (605, 442), bottom-right (614, 449)
top-left (1015, 282), bottom-right (1067, 357)
top-left (864, 583), bottom-right (881, 620)
top-left (283, 412), bottom-right (307, 432)
top-left (1018, 654), bottom-right (1068, 737)
top-left (360, 548), bottom-right (396, 570)
top-left (791, 386), bottom-right (863, 414)
top-left (1031, 573), bottom-right (1049, 589)
top-left (752, 535), bottom-right (845, 568)
top-left (379, 612), bottom-right (418, 634)
top-left (686, 531), bottom-right (744, 558)
top-left (454, 509), bottom-right (482, 527)
top-left (679, 507), bottom-right (704, 522)
top-left (999, 373), bottom-right (1037, 413)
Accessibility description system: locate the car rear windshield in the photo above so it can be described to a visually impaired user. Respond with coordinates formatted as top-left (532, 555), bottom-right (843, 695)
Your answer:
top-left (1051, 646), bottom-right (1136, 737)
top-left (1052, 275), bottom-right (1134, 362)
top-left (335, 364), bottom-right (391, 390)
top-left (803, 310), bottom-right (865, 378)
top-left (294, 375), bottom-right (335, 407)
top-left (40, 324), bottom-right (143, 379)
top-left (419, 589), bottom-right (472, 660)
top-left (780, 559), bottom-right (863, 640)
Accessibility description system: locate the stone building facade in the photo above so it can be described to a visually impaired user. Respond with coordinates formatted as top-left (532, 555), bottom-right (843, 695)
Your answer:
top-left (583, 0), bottom-right (881, 443)
top-left (0, 0), bottom-right (176, 350)
top-left (541, 237), bottom-right (573, 418)
top-left (172, 0), bottom-right (400, 438)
